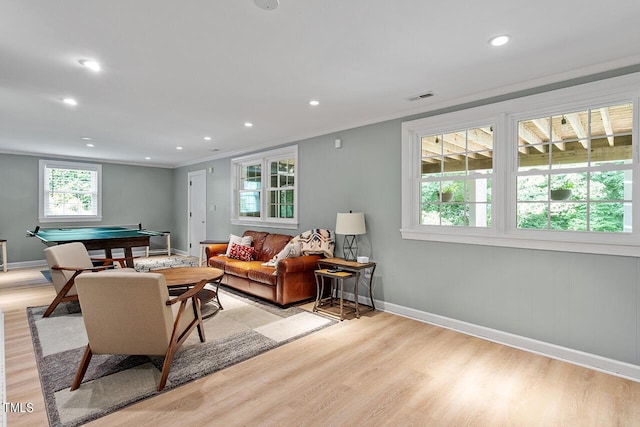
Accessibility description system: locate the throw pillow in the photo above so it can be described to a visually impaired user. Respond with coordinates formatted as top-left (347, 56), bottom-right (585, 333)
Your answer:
top-left (225, 234), bottom-right (253, 256)
top-left (275, 241), bottom-right (301, 264)
top-left (268, 242), bottom-right (302, 274)
top-left (228, 242), bottom-right (255, 261)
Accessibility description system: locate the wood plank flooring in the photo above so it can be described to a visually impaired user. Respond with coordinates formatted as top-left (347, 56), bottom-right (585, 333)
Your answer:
top-left (2, 267), bottom-right (640, 426)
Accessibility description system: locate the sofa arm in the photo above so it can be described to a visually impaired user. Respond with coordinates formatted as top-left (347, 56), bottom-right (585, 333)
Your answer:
top-left (205, 243), bottom-right (228, 259)
top-left (278, 255), bottom-right (321, 274)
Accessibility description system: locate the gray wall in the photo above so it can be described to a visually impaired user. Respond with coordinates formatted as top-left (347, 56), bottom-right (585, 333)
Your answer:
top-left (3, 66), bottom-right (640, 371)
top-left (173, 114), bottom-right (640, 369)
top-left (0, 153), bottom-right (174, 263)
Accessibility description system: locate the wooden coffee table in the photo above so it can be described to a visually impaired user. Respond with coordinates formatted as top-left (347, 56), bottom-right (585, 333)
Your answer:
top-left (153, 266), bottom-right (225, 318)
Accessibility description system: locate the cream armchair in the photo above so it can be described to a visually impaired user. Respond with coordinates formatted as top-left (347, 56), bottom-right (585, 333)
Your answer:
top-left (43, 242), bottom-right (135, 317)
top-left (71, 271), bottom-right (206, 392)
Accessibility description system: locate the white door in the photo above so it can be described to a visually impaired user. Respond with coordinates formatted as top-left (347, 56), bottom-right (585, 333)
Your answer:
top-left (188, 170), bottom-right (207, 257)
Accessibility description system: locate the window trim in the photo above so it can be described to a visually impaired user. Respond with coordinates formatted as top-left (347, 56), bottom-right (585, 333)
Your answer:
top-left (416, 120), bottom-right (498, 229)
top-left (509, 103), bottom-right (634, 235)
top-left (38, 159), bottom-right (103, 223)
top-left (401, 73), bottom-right (640, 257)
top-left (231, 146), bottom-right (299, 229)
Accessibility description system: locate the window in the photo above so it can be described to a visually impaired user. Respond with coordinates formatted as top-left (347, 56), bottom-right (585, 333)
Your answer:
top-left (401, 73), bottom-right (640, 256)
top-left (39, 160), bottom-right (102, 222)
top-left (268, 158), bottom-right (295, 219)
top-left (232, 146), bottom-right (298, 228)
top-left (516, 103), bottom-right (633, 233)
top-left (420, 126), bottom-right (493, 227)
top-left (239, 163), bottom-right (262, 218)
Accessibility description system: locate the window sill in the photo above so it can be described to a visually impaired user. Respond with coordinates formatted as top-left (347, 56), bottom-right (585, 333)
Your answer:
top-left (231, 219), bottom-right (298, 230)
top-left (400, 228), bottom-right (640, 257)
top-left (39, 216), bottom-right (103, 223)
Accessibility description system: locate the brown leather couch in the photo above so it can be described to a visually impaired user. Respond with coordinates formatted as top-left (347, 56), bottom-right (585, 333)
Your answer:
top-left (205, 230), bottom-right (321, 306)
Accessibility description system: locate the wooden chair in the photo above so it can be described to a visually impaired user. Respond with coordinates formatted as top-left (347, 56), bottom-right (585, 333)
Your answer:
top-left (43, 242), bottom-right (136, 317)
top-left (71, 271), bottom-right (206, 391)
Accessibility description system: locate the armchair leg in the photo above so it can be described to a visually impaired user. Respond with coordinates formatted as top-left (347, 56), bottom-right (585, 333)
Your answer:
top-left (71, 345), bottom-right (93, 390)
top-left (158, 345), bottom-right (177, 391)
top-left (193, 298), bottom-right (206, 343)
top-left (43, 273), bottom-right (81, 317)
top-left (43, 293), bottom-right (78, 318)
top-left (42, 299), bottom-right (61, 318)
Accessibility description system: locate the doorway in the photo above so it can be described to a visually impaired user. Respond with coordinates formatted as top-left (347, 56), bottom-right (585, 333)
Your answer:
top-left (188, 170), bottom-right (207, 257)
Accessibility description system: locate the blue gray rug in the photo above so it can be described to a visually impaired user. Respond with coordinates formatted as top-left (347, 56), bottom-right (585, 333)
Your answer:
top-left (28, 287), bottom-right (335, 427)
top-left (41, 256), bottom-right (200, 281)
top-left (133, 256), bottom-right (199, 272)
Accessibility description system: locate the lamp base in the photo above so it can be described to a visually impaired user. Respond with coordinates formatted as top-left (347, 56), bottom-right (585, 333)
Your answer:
top-left (342, 235), bottom-right (358, 261)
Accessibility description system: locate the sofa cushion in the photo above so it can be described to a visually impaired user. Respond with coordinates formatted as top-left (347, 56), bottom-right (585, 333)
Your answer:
top-left (259, 233), bottom-right (293, 262)
top-left (208, 255), bottom-right (227, 270)
top-left (243, 231), bottom-right (269, 259)
top-left (225, 260), bottom-right (264, 278)
top-left (228, 243), bottom-right (255, 261)
top-left (247, 265), bottom-right (278, 286)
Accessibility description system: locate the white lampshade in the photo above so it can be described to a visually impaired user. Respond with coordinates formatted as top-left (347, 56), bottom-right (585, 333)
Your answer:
top-left (335, 212), bottom-right (366, 235)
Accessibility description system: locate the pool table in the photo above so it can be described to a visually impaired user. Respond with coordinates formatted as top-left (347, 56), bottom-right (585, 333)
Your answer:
top-left (27, 225), bottom-right (167, 268)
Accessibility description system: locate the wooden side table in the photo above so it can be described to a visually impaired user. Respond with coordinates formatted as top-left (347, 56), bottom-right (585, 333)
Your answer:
top-left (317, 257), bottom-right (377, 310)
top-left (0, 239), bottom-right (6, 272)
top-left (313, 269), bottom-right (356, 320)
top-left (145, 231), bottom-right (171, 257)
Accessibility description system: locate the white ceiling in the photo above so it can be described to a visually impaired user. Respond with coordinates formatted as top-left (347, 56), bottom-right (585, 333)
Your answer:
top-left (1, 0), bottom-right (640, 168)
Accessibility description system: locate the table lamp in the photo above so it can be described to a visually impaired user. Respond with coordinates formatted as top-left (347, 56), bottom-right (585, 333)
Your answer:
top-left (335, 212), bottom-right (366, 261)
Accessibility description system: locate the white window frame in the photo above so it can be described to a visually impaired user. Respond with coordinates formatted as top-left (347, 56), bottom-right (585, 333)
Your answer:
top-left (402, 110), bottom-right (501, 239)
top-left (38, 159), bottom-right (103, 222)
top-left (402, 73), bottom-right (640, 257)
top-left (231, 145), bottom-right (298, 229)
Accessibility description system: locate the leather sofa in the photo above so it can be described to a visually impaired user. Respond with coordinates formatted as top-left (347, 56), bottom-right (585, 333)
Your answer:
top-left (205, 230), bottom-right (321, 306)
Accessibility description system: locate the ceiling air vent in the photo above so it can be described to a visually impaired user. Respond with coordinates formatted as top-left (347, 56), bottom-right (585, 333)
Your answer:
top-left (406, 91), bottom-right (435, 102)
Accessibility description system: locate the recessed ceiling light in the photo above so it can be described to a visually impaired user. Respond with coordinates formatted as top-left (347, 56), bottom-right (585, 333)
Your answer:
top-left (81, 137), bottom-right (91, 141)
top-left (489, 34), bottom-right (510, 47)
top-left (145, 157), bottom-right (151, 160)
top-left (309, 100), bottom-right (320, 106)
top-left (244, 122), bottom-right (253, 128)
top-left (86, 143), bottom-right (94, 147)
top-left (79, 59), bottom-right (101, 72)
top-left (62, 97), bottom-right (78, 106)
top-left (254, 0), bottom-right (279, 11)
top-left (203, 136), bottom-right (212, 141)
top-left (176, 146), bottom-right (183, 150)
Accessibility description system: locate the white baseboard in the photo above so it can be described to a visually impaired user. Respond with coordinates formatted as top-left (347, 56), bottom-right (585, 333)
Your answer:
top-left (4, 260), bottom-right (47, 270)
top-left (346, 292), bottom-right (640, 383)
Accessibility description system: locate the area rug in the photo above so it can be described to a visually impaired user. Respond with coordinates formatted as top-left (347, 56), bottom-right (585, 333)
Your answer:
top-left (28, 288), bottom-right (335, 427)
top-left (41, 256), bottom-right (200, 281)
top-left (133, 255), bottom-right (199, 272)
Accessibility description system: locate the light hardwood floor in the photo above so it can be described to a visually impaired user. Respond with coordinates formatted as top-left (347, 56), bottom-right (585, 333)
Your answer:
top-left (2, 267), bottom-right (640, 426)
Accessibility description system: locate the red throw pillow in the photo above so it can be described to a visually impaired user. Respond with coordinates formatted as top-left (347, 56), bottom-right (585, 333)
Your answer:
top-left (228, 242), bottom-right (255, 261)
